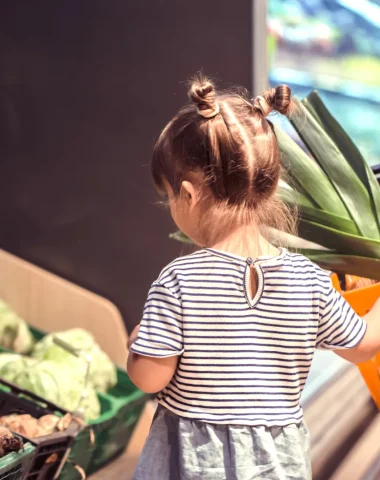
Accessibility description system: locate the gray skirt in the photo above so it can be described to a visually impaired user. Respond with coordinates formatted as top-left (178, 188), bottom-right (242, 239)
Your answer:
top-left (132, 405), bottom-right (312, 480)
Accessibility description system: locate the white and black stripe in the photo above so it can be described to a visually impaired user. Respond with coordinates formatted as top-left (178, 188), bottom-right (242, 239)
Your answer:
top-left (131, 248), bottom-right (366, 426)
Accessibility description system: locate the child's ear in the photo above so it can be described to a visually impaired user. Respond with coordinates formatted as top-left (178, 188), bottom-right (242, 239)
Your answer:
top-left (181, 181), bottom-right (198, 208)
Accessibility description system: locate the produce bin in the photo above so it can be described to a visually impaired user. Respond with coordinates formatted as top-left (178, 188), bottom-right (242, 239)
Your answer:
top-left (332, 275), bottom-right (380, 410)
top-left (57, 462), bottom-right (84, 480)
top-left (23, 327), bottom-right (149, 477)
top-left (59, 368), bottom-right (149, 477)
top-left (0, 379), bottom-right (81, 480)
top-left (0, 441), bottom-right (35, 480)
top-left (87, 370), bottom-right (148, 474)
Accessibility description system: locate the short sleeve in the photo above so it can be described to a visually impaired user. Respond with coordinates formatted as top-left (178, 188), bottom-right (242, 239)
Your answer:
top-left (317, 280), bottom-right (367, 350)
top-left (130, 282), bottom-right (184, 358)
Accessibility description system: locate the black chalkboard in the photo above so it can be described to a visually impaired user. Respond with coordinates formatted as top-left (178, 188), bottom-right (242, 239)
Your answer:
top-left (0, 0), bottom-right (255, 330)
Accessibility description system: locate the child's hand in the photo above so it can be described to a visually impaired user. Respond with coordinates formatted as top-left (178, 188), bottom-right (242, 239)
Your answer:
top-left (127, 323), bottom-right (140, 350)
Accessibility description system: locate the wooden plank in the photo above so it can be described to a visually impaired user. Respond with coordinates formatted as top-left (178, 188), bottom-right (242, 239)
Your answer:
top-left (0, 248), bottom-right (128, 366)
top-left (304, 365), bottom-right (360, 433)
top-left (309, 386), bottom-right (374, 478)
top-left (303, 365), bottom-right (376, 479)
top-left (330, 415), bottom-right (380, 480)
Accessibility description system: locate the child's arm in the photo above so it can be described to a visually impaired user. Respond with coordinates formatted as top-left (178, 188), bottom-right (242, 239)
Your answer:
top-left (126, 281), bottom-right (184, 393)
top-left (126, 323), bottom-right (179, 393)
top-left (334, 298), bottom-right (380, 364)
top-left (127, 351), bottom-right (179, 393)
top-left (317, 275), bottom-right (371, 357)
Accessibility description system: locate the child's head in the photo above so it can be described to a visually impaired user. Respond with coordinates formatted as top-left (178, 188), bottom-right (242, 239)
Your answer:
top-left (152, 74), bottom-right (295, 247)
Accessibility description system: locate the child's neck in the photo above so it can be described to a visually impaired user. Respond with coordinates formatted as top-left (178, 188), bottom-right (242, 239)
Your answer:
top-left (210, 226), bottom-right (279, 260)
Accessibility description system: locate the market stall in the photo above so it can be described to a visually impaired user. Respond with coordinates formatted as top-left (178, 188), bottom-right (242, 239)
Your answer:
top-left (0, 249), bottom-right (150, 479)
top-left (1, 1), bottom-right (380, 479)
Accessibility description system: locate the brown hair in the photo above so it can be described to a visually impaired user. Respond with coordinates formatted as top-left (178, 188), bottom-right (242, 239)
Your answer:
top-left (152, 74), bottom-right (296, 241)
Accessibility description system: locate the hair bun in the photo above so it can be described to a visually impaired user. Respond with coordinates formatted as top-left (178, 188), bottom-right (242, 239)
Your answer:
top-left (188, 75), bottom-right (218, 118)
top-left (263, 84), bottom-right (292, 116)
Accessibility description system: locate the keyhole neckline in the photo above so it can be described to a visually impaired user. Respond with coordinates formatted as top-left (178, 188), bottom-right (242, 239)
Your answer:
top-left (245, 262), bottom-right (264, 308)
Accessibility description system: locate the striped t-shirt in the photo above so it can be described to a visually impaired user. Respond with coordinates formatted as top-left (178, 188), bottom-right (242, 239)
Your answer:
top-left (131, 248), bottom-right (367, 426)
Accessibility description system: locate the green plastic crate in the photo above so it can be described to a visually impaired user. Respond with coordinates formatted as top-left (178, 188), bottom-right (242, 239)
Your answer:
top-left (25, 327), bottom-right (149, 477)
top-left (60, 395), bottom-right (115, 476)
top-left (0, 443), bottom-right (35, 480)
top-left (61, 369), bottom-right (148, 476)
top-left (56, 462), bottom-right (84, 480)
top-left (0, 381), bottom-right (80, 479)
top-left (87, 370), bottom-right (148, 474)
top-left (0, 327), bottom-right (149, 478)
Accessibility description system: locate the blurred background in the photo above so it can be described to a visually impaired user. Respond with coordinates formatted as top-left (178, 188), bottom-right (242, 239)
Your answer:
top-left (268, 0), bottom-right (380, 168)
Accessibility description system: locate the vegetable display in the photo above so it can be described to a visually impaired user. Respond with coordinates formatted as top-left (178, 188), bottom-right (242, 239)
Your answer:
top-left (13, 361), bottom-right (101, 421)
top-left (0, 426), bottom-right (23, 458)
top-left (0, 353), bottom-right (37, 382)
top-left (0, 413), bottom-right (84, 439)
top-left (32, 328), bottom-right (117, 393)
top-left (0, 309), bottom-right (118, 422)
top-left (0, 301), bottom-right (34, 354)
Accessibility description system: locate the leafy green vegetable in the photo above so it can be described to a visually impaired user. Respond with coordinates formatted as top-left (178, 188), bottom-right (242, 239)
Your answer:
top-left (0, 302), bottom-right (34, 354)
top-left (0, 353), bottom-right (37, 382)
top-left (275, 94), bottom-right (380, 278)
top-left (292, 250), bottom-right (380, 279)
top-left (290, 98), bottom-right (380, 240)
top-left (13, 360), bottom-right (101, 421)
top-left (304, 90), bottom-right (380, 232)
top-left (32, 328), bottom-right (117, 393)
top-left (278, 184), bottom-right (359, 234)
top-left (169, 231), bottom-right (193, 244)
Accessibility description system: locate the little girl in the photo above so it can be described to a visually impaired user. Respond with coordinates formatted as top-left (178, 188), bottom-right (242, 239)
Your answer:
top-left (127, 75), bottom-right (380, 480)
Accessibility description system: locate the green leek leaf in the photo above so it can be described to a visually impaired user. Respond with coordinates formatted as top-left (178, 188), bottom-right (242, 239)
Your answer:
top-left (305, 91), bottom-right (380, 233)
top-left (275, 126), bottom-right (349, 218)
top-left (296, 250), bottom-right (380, 281)
top-left (277, 184), bottom-right (315, 208)
top-left (278, 185), bottom-right (358, 234)
top-left (300, 98), bottom-right (322, 127)
top-left (169, 231), bottom-right (193, 244)
top-left (299, 219), bottom-right (380, 258)
top-left (291, 99), bottom-right (380, 240)
top-left (300, 206), bottom-right (358, 235)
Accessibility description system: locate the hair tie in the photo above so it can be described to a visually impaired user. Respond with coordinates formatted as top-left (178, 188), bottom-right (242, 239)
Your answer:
top-left (197, 102), bottom-right (220, 119)
top-left (253, 96), bottom-right (272, 117)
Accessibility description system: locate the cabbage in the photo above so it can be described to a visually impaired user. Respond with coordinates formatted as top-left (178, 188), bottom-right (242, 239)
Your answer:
top-left (32, 328), bottom-right (117, 393)
top-left (13, 360), bottom-right (101, 421)
top-left (0, 353), bottom-right (37, 382)
top-left (0, 302), bottom-right (34, 354)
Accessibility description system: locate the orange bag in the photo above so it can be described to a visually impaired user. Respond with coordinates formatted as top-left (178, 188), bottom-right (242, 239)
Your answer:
top-left (331, 274), bottom-right (380, 409)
